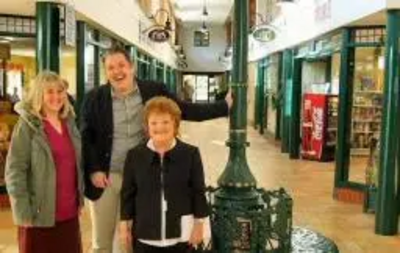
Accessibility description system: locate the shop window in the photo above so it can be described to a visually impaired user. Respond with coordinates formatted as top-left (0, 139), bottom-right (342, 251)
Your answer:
top-left (194, 31), bottom-right (210, 47)
top-left (352, 28), bottom-right (386, 44)
top-left (85, 44), bottom-right (95, 92)
top-left (349, 46), bottom-right (384, 184)
top-left (0, 16), bottom-right (35, 35)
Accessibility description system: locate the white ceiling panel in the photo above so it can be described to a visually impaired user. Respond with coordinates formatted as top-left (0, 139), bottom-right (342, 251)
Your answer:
top-left (172, 0), bottom-right (233, 24)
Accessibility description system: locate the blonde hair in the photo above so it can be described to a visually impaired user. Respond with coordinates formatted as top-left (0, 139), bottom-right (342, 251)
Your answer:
top-left (24, 71), bottom-right (74, 119)
top-left (143, 96), bottom-right (181, 136)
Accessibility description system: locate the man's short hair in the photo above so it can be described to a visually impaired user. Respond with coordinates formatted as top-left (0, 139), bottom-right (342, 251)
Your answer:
top-left (102, 45), bottom-right (132, 64)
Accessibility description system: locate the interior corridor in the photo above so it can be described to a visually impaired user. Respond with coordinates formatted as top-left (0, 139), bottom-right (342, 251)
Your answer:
top-left (1, 118), bottom-right (400, 253)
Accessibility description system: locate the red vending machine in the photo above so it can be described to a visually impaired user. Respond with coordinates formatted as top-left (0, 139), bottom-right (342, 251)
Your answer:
top-left (301, 93), bottom-right (338, 161)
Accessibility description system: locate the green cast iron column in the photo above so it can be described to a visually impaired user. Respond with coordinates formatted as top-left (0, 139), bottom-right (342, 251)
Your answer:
top-left (256, 60), bottom-right (265, 132)
top-left (375, 10), bottom-right (400, 235)
top-left (259, 59), bottom-right (267, 135)
top-left (36, 1), bottom-right (60, 73)
top-left (254, 61), bottom-right (262, 129)
top-left (334, 28), bottom-right (353, 188)
top-left (289, 58), bottom-right (302, 159)
top-left (2, 60), bottom-right (6, 96)
top-left (281, 49), bottom-right (293, 153)
top-left (276, 51), bottom-right (283, 140)
top-left (76, 21), bottom-right (86, 115)
top-left (151, 58), bottom-right (157, 81)
top-left (216, 0), bottom-right (256, 191)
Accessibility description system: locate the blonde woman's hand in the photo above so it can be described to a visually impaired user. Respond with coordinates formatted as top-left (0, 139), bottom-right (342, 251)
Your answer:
top-left (189, 220), bottom-right (204, 247)
top-left (90, 171), bottom-right (110, 188)
top-left (21, 222), bottom-right (32, 228)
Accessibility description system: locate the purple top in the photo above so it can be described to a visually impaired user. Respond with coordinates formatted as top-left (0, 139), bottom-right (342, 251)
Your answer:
top-left (43, 120), bottom-right (78, 221)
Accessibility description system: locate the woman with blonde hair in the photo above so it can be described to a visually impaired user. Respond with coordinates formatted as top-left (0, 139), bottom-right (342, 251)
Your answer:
top-left (5, 71), bottom-right (84, 253)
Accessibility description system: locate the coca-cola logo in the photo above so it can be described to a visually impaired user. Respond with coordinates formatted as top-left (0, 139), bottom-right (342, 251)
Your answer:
top-left (312, 108), bottom-right (323, 140)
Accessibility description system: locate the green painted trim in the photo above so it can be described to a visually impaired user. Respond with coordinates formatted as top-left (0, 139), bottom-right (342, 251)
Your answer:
top-left (375, 10), bottom-right (400, 236)
top-left (2, 60), bottom-right (7, 96)
top-left (93, 29), bottom-right (100, 88)
top-left (325, 56), bottom-right (332, 82)
top-left (336, 182), bottom-right (366, 191)
top-left (347, 42), bottom-right (385, 48)
top-left (289, 58), bottom-right (302, 159)
top-left (36, 1), bottom-right (60, 73)
top-left (335, 28), bottom-right (353, 188)
top-left (0, 32), bottom-right (34, 38)
top-left (0, 14), bottom-right (35, 19)
top-left (75, 21), bottom-right (86, 116)
top-left (347, 25), bottom-right (385, 30)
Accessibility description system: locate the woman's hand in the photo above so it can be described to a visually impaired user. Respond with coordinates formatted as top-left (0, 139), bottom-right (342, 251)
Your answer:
top-left (21, 221), bottom-right (32, 228)
top-left (119, 220), bottom-right (133, 248)
top-left (189, 220), bottom-right (204, 247)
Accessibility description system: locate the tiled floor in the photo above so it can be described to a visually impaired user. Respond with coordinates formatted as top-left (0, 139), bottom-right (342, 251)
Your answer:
top-left (1, 118), bottom-right (400, 252)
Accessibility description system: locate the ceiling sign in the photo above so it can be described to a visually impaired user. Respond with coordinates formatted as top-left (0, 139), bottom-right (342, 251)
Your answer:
top-left (64, 4), bottom-right (76, 47)
top-left (252, 25), bottom-right (277, 43)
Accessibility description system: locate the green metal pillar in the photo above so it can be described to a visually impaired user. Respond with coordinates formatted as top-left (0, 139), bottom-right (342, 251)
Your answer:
top-left (334, 28), bottom-right (353, 188)
top-left (211, 3), bottom-right (293, 249)
top-left (216, 0), bottom-right (256, 191)
top-left (375, 10), bottom-right (400, 235)
top-left (275, 52), bottom-right (283, 140)
top-left (151, 58), bottom-right (157, 81)
top-left (254, 61), bottom-right (264, 129)
top-left (281, 49), bottom-right (293, 153)
top-left (163, 65), bottom-right (168, 86)
top-left (289, 58), bottom-right (302, 159)
top-left (36, 1), bottom-right (60, 73)
top-left (213, 0), bottom-right (262, 246)
top-left (260, 61), bottom-right (267, 135)
top-left (171, 69), bottom-right (177, 94)
top-left (76, 21), bottom-right (86, 115)
top-left (126, 45), bottom-right (138, 78)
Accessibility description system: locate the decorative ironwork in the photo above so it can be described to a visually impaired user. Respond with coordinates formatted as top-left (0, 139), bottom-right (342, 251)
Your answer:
top-left (206, 187), bottom-right (293, 252)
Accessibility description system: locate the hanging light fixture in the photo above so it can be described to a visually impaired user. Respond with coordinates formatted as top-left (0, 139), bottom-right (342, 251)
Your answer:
top-left (142, 8), bottom-right (174, 43)
top-left (202, 0), bottom-right (208, 17)
top-left (200, 20), bottom-right (208, 33)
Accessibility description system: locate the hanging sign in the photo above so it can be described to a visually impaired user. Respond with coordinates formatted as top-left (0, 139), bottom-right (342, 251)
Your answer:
top-left (64, 4), bottom-right (76, 47)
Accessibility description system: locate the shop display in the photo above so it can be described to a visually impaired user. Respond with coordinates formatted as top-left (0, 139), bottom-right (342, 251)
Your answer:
top-left (351, 91), bottom-right (382, 156)
top-left (0, 100), bottom-right (18, 187)
top-left (301, 93), bottom-right (338, 161)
